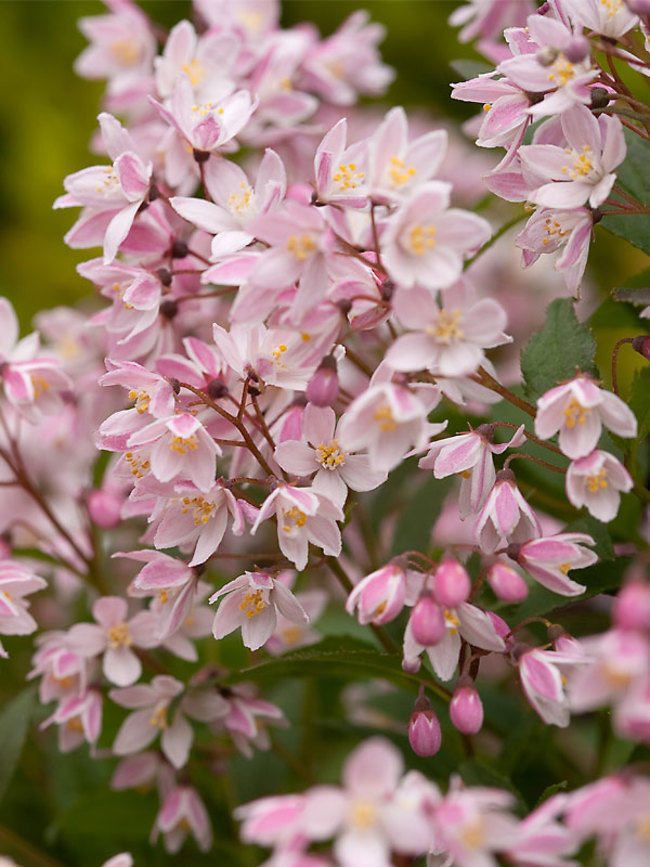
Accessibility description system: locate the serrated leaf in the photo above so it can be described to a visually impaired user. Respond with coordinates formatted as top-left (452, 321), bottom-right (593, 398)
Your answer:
top-left (521, 299), bottom-right (597, 402)
top-left (449, 59), bottom-right (492, 80)
top-left (0, 686), bottom-right (36, 801)
top-left (601, 128), bottom-right (650, 254)
top-left (534, 779), bottom-right (568, 807)
top-left (629, 366), bottom-right (650, 441)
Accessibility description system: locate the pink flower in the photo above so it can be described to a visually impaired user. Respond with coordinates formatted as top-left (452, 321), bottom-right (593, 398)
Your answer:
top-left (301, 737), bottom-right (433, 867)
top-left (474, 470), bottom-right (541, 554)
top-left (519, 644), bottom-right (585, 726)
top-left (535, 375), bottom-right (637, 459)
top-left (218, 683), bottom-right (286, 758)
top-left (345, 563), bottom-right (407, 626)
top-left (381, 182), bottom-right (491, 291)
top-left (314, 118), bottom-right (368, 207)
top-left (515, 532), bottom-right (598, 596)
top-left (0, 561), bottom-right (47, 656)
top-left (55, 113), bottom-right (153, 263)
top-left (337, 378), bottom-right (443, 474)
top-left (67, 595), bottom-right (158, 687)
top-left (153, 785), bottom-right (212, 854)
top-left (520, 106), bottom-right (626, 209)
top-left (274, 404), bottom-right (387, 508)
top-left (419, 423), bottom-right (525, 519)
top-left (110, 675), bottom-right (192, 769)
top-left (565, 450), bottom-right (633, 522)
top-left (251, 484), bottom-right (343, 571)
top-left (41, 688), bottom-right (103, 753)
top-left (516, 206), bottom-right (593, 295)
top-left (210, 571), bottom-right (309, 651)
top-left (386, 282), bottom-right (511, 378)
top-left (75, 5), bottom-right (155, 84)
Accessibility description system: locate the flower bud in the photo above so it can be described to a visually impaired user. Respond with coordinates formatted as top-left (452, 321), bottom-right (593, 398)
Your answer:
top-left (614, 581), bottom-right (650, 632)
top-left (449, 684), bottom-right (484, 735)
top-left (86, 489), bottom-right (122, 529)
top-left (408, 699), bottom-right (442, 757)
top-left (487, 561), bottom-right (529, 603)
top-left (410, 596), bottom-right (446, 646)
top-left (433, 559), bottom-right (471, 608)
top-left (564, 36), bottom-right (590, 63)
top-left (305, 356), bottom-right (339, 407)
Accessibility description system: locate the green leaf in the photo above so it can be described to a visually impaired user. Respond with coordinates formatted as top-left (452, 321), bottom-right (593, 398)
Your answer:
top-left (601, 128), bottom-right (650, 255)
top-left (534, 779), bottom-right (568, 807)
top-left (449, 59), bottom-right (492, 80)
top-left (613, 266), bottom-right (650, 306)
top-left (54, 790), bottom-right (157, 841)
top-left (391, 475), bottom-right (453, 556)
top-left (521, 298), bottom-right (597, 402)
top-left (228, 636), bottom-right (423, 693)
top-left (0, 686), bottom-right (36, 801)
top-left (629, 366), bottom-right (650, 442)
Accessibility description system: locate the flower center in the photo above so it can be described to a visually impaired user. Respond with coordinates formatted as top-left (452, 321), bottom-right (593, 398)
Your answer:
top-left (149, 705), bottom-right (168, 729)
top-left (563, 398), bottom-right (589, 428)
top-left (332, 162), bottom-right (365, 192)
top-left (429, 309), bottom-right (464, 343)
top-left (349, 800), bottom-right (377, 829)
top-left (316, 440), bottom-right (345, 469)
top-left (388, 156), bottom-right (416, 188)
top-left (181, 58), bottom-right (207, 87)
top-left (110, 39), bottom-right (140, 66)
top-left (128, 389), bottom-right (150, 414)
top-left (169, 435), bottom-right (198, 454)
top-left (108, 622), bottom-right (132, 649)
top-left (373, 405), bottom-right (397, 432)
top-left (547, 55), bottom-right (576, 87)
top-left (586, 468), bottom-right (608, 493)
top-left (408, 223), bottom-right (436, 256)
top-left (460, 818), bottom-right (486, 850)
top-left (31, 375), bottom-right (51, 399)
top-left (282, 506), bottom-right (307, 533)
top-left (95, 166), bottom-right (121, 195)
top-left (124, 451), bottom-right (150, 478)
top-left (444, 609), bottom-right (459, 635)
top-left (239, 589), bottom-right (268, 619)
top-left (181, 495), bottom-right (215, 525)
top-left (287, 234), bottom-right (316, 261)
top-left (562, 146), bottom-right (596, 180)
top-left (66, 716), bottom-right (85, 733)
top-left (228, 181), bottom-right (256, 217)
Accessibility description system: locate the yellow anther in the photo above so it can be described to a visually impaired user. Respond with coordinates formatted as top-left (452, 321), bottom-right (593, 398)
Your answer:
top-left (181, 58), bottom-right (206, 87)
top-left (238, 589), bottom-right (268, 619)
top-left (169, 435), bottom-right (199, 454)
top-left (388, 156), bottom-right (417, 187)
top-left (409, 223), bottom-right (436, 256)
top-left (287, 234), bottom-right (317, 261)
top-left (110, 38), bottom-right (140, 66)
top-left (586, 468), bottom-right (608, 493)
top-left (349, 801), bottom-right (377, 829)
top-left (428, 309), bottom-right (464, 343)
top-left (316, 440), bottom-right (345, 469)
top-left (107, 622), bottom-right (132, 649)
top-left (149, 706), bottom-right (168, 729)
top-left (282, 506), bottom-right (307, 531)
top-left (563, 398), bottom-right (589, 428)
top-left (373, 405), bottom-right (397, 432)
top-left (331, 162), bottom-right (365, 191)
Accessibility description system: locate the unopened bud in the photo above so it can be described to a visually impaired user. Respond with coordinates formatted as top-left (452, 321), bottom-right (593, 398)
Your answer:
top-left (564, 36), bottom-right (590, 63)
top-left (449, 684), bottom-right (484, 735)
top-left (170, 240), bottom-right (189, 259)
top-left (159, 299), bottom-right (178, 320)
top-left (207, 379), bottom-right (228, 400)
top-left (409, 700), bottom-right (442, 757)
top-left (156, 267), bottom-right (173, 287)
top-left (410, 596), bottom-right (446, 646)
top-left (590, 87), bottom-right (611, 110)
top-left (86, 489), bottom-right (122, 529)
top-left (632, 335), bottom-right (650, 361)
top-left (487, 561), bottom-right (529, 603)
top-left (306, 356), bottom-right (339, 407)
top-left (614, 581), bottom-right (650, 631)
top-left (434, 559), bottom-right (471, 608)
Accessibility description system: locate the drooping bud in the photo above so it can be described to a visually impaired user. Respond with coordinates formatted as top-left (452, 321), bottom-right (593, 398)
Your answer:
top-left (433, 559), bottom-right (471, 608)
top-left (486, 561), bottom-right (529, 603)
top-left (86, 489), bottom-right (122, 529)
top-left (564, 36), bottom-right (590, 64)
top-left (449, 682), bottom-right (484, 735)
top-left (590, 87), bottom-right (611, 110)
top-left (305, 356), bottom-right (339, 407)
top-left (410, 596), bottom-right (446, 646)
top-left (408, 696), bottom-right (442, 757)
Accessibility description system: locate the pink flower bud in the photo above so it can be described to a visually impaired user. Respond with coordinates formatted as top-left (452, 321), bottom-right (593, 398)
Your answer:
top-left (409, 703), bottom-right (442, 757)
top-left (449, 684), bottom-right (484, 735)
top-left (614, 582), bottom-right (650, 632)
top-left (487, 561), bottom-right (528, 603)
top-left (409, 596), bottom-right (446, 646)
top-left (305, 356), bottom-right (339, 407)
top-left (433, 559), bottom-right (471, 607)
top-left (487, 611), bottom-right (514, 651)
top-left (87, 489), bottom-right (123, 529)
top-left (564, 36), bottom-right (590, 64)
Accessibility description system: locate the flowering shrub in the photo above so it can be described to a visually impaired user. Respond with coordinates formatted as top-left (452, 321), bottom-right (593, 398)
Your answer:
top-left (1, 0), bottom-right (650, 864)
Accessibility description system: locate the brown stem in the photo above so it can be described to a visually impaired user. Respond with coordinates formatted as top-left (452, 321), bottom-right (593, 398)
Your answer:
top-left (472, 367), bottom-right (537, 417)
top-left (503, 451), bottom-right (566, 474)
top-left (175, 381), bottom-right (277, 477)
